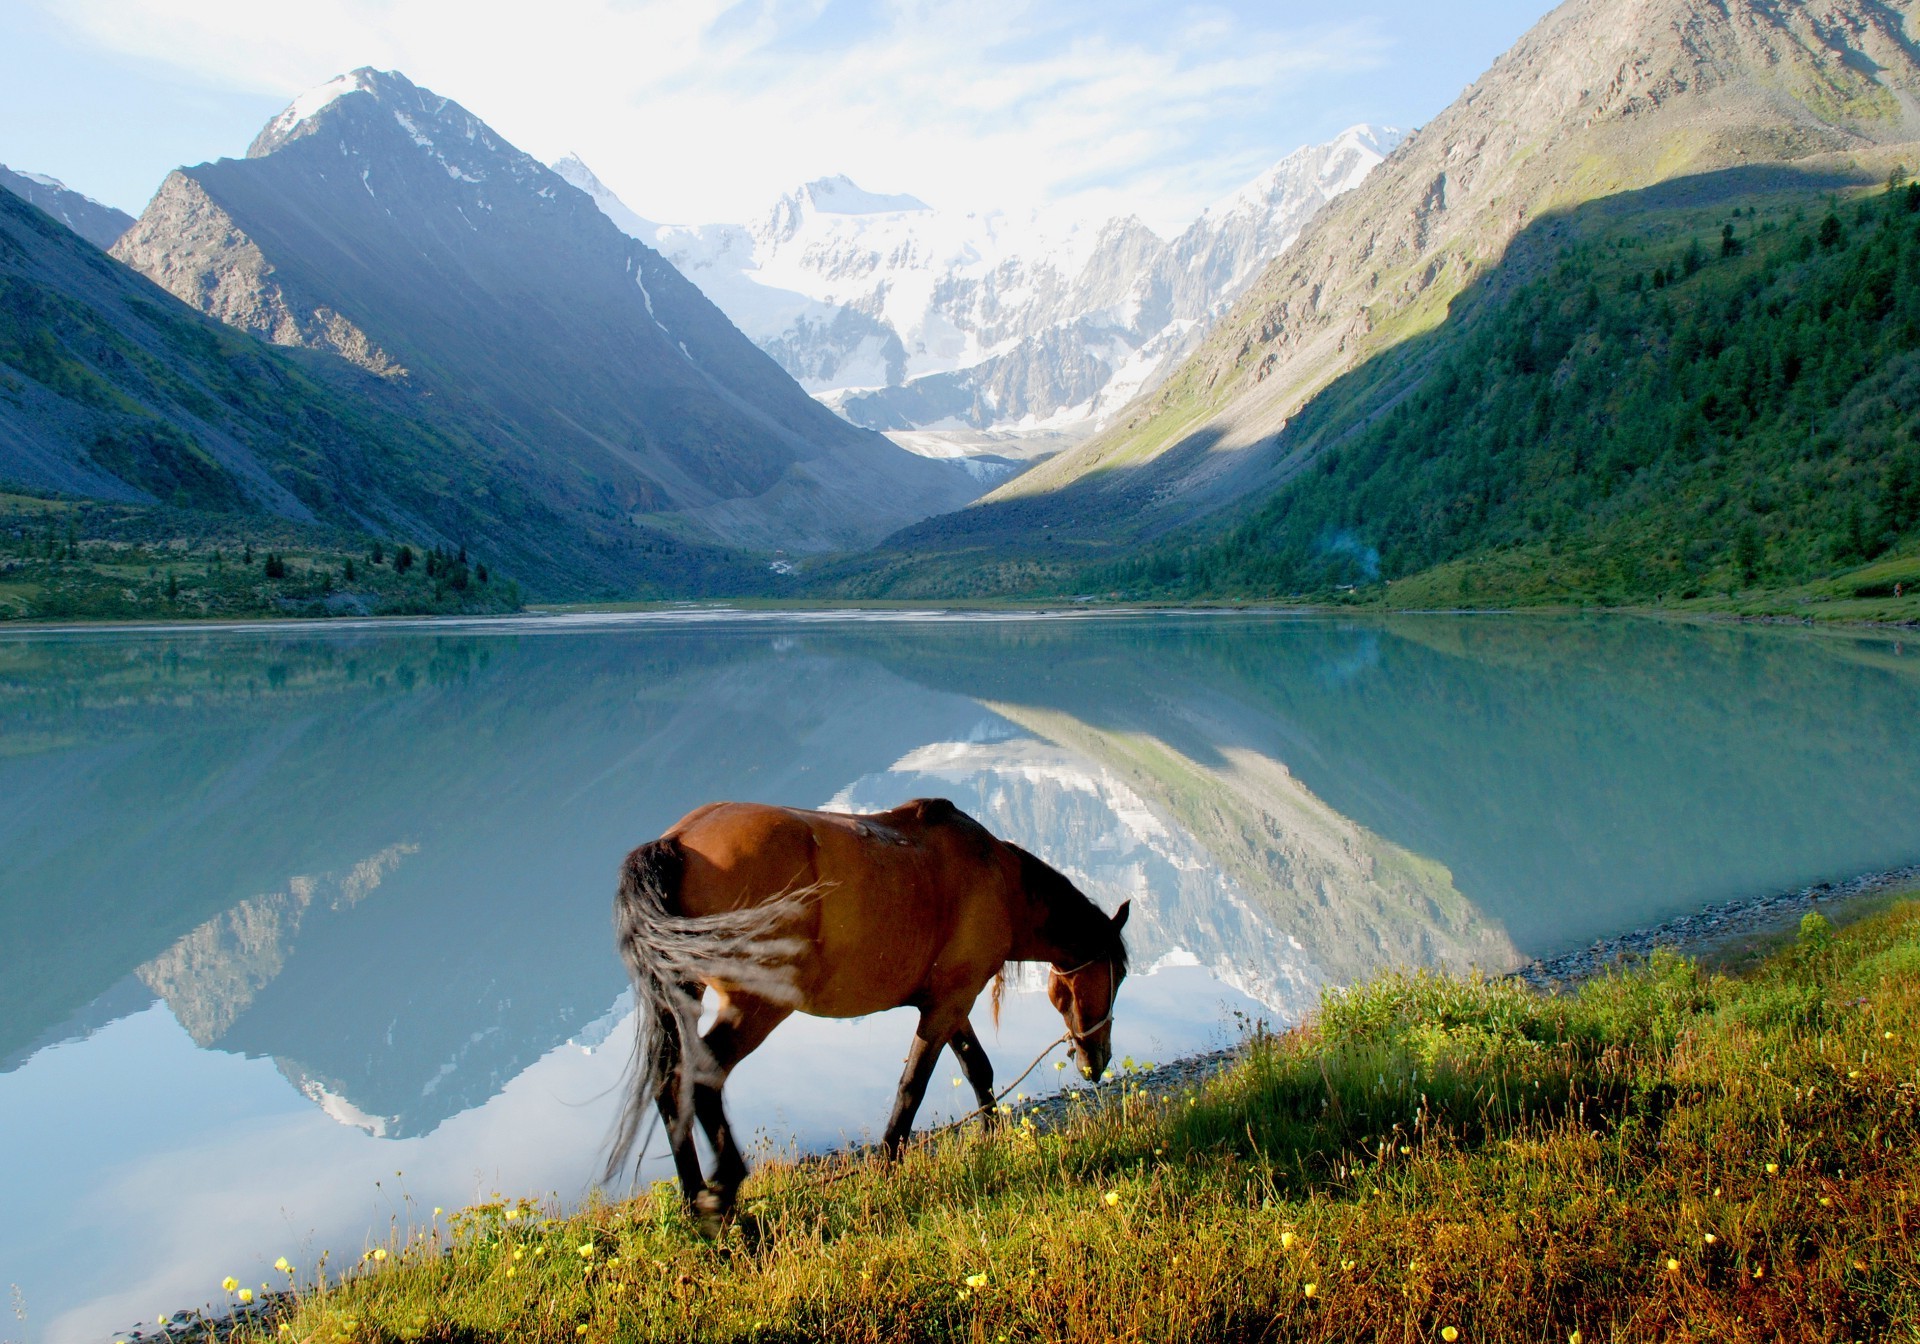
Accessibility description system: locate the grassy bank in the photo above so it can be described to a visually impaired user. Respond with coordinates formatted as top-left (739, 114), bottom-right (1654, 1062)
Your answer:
top-left (232, 895), bottom-right (1920, 1342)
top-left (0, 492), bottom-right (520, 621)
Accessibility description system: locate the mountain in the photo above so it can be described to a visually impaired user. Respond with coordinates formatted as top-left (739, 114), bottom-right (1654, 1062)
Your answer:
top-left (1099, 174), bottom-right (1920, 605)
top-left (0, 165), bottom-right (134, 251)
top-left (111, 69), bottom-right (980, 566)
top-left (554, 126), bottom-right (1399, 439)
top-left (0, 182), bottom-right (452, 531)
top-left (892, 0), bottom-right (1920, 567)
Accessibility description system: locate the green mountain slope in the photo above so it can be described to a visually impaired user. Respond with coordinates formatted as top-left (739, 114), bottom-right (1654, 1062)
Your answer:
top-left (1099, 174), bottom-right (1920, 604)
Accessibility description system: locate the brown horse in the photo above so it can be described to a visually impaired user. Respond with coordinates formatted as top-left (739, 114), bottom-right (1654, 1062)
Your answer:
top-left (605, 797), bottom-right (1130, 1220)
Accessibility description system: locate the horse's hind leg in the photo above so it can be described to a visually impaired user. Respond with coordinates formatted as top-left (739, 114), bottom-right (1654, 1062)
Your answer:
top-left (652, 982), bottom-right (706, 1204)
top-left (950, 1019), bottom-right (1000, 1129)
top-left (691, 994), bottom-right (791, 1222)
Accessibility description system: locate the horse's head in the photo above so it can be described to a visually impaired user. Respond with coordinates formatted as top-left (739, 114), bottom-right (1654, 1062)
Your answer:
top-left (1048, 900), bottom-right (1131, 1081)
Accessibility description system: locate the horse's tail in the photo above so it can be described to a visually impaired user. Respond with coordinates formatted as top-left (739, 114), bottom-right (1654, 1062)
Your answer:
top-left (604, 838), bottom-right (818, 1184)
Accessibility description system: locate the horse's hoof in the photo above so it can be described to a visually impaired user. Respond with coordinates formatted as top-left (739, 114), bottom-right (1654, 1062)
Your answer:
top-left (693, 1187), bottom-right (732, 1238)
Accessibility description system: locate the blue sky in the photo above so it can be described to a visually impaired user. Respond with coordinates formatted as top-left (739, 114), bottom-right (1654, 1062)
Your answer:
top-left (1, 0), bottom-right (1555, 232)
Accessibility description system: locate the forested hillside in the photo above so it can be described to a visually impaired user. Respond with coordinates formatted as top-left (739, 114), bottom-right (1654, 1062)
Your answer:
top-left (1096, 178), bottom-right (1920, 608)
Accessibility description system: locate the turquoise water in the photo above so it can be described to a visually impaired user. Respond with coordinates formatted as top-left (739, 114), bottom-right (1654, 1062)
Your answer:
top-left (2, 610), bottom-right (1916, 1340)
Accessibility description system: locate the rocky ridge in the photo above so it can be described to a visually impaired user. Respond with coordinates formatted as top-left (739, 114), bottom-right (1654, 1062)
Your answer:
top-left (555, 127), bottom-right (1400, 438)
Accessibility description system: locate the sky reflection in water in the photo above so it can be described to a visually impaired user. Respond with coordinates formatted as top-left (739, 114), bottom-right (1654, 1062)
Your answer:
top-left (3, 611), bottom-right (1918, 1341)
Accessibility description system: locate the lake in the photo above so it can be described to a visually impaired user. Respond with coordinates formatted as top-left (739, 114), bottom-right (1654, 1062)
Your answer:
top-left (3, 610), bottom-right (1917, 1342)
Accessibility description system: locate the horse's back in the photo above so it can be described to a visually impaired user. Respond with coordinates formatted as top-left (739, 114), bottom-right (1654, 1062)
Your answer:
top-left (661, 798), bottom-right (1016, 1016)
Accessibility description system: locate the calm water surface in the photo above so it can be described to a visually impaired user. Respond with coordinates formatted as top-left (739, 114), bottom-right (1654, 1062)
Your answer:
top-left (3, 611), bottom-right (1918, 1341)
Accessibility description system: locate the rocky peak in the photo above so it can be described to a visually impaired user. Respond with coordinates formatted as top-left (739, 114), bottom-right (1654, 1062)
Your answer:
top-left (111, 68), bottom-right (982, 569)
top-left (755, 174), bottom-right (931, 246)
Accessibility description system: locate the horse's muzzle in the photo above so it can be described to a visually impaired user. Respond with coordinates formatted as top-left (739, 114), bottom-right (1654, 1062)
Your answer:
top-left (1075, 1039), bottom-right (1111, 1082)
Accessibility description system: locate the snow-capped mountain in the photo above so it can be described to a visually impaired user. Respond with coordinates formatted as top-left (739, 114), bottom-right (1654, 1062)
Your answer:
top-left (0, 164), bottom-right (134, 251)
top-left (555, 126), bottom-right (1400, 438)
top-left (111, 68), bottom-right (982, 577)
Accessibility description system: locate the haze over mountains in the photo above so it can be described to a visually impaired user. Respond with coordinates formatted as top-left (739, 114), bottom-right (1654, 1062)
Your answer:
top-left (554, 126), bottom-right (1400, 440)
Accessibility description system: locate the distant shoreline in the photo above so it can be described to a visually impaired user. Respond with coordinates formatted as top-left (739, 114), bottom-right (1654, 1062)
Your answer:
top-left (1510, 862), bottom-right (1920, 987)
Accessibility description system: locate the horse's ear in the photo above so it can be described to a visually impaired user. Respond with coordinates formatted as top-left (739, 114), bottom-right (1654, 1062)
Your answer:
top-left (1111, 899), bottom-right (1131, 932)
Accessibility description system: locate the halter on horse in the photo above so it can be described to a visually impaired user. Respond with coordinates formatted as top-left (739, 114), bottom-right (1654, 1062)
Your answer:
top-left (605, 797), bottom-right (1130, 1223)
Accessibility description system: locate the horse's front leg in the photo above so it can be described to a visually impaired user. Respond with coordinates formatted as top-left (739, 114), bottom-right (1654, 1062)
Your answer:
top-left (882, 1008), bottom-right (961, 1158)
top-left (950, 1018), bottom-right (1000, 1129)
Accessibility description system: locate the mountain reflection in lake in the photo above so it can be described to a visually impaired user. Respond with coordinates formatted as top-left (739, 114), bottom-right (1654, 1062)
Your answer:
top-left (3, 612), bottom-right (1917, 1341)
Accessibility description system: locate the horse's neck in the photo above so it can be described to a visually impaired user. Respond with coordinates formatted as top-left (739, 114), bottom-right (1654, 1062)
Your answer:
top-left (1009, 886), bottom-right (1092, 966)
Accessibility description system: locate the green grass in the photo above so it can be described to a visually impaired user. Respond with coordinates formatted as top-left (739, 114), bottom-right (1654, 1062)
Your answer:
top-left (230, 890), bottom-right (1920, 1342)
top-left (0, 492), bottom-right (521, 621)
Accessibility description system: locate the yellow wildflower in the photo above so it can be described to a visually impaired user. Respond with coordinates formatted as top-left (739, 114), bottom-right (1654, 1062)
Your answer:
top-left (964, 1273), bottom-right (989, 1288)
top-left (372, 1248), bottom-right (388, 1262)
top-left (1665, 1258), bottom-right (1680, 1273)
top-left (1819, 1196), bottom-right (1832, 1207)
top-left (238, 1290), bottom-right (254, 1305)
top-left (1102, 1190), bottom-right (1120, 1207)
top-left (1441, 1328), bottom-right (1460, 1343)
top-left (1303, 1282), bottom-right (1317, 1297)
top-left (576, 1326), bottom-right (588, 1337)
top-left (274, 1257), bottom-right (292, 1273)
top-left (1764, 1162), bottom-right (1779, 1175)
top-left (433, 1207), bottom-right (443, 1216)
top-left (1703, 1234), bottom-right (1717, 1245)
top-left (221, 1277), bottom-right (238, 1293)
top-left (1570, 1333), bottom-right (1583, 1344)
top-left (578, 1243), bottom-right (596, 1258)
top-left (1280, 1231), bottom-right (1297, 1250)
top-left (1341, 1259), bottom-right (1355, 1271)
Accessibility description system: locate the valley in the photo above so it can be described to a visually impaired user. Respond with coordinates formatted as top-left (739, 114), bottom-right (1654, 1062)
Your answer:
top-left (5, 0), bottom-right (1920, 623)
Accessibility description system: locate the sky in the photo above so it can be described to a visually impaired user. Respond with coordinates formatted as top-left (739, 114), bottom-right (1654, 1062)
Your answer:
top-left (0, 0), bottom-right (1555, 235)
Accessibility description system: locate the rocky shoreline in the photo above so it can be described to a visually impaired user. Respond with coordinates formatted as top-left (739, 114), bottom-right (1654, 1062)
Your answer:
top-left (1506, 862), bottom-right (1920, 989)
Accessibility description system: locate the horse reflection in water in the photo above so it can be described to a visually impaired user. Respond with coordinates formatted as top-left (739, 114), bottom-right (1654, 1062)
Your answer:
top-left (605, 797), bottom-right (1130, 1223)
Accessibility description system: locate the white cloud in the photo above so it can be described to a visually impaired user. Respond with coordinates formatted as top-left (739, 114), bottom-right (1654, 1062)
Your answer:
top-left (36, 0), bottom-right (1385, 230)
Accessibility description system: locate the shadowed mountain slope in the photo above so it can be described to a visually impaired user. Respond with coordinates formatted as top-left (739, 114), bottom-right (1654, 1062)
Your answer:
top-left (111, 69), bottom-right (979, 567)
top-left (873, 0), bottom-right (1920, 564)
top-left (0, 187), bottom-right (495, 538)
top-left (0, 165), bottom-right (133, 251)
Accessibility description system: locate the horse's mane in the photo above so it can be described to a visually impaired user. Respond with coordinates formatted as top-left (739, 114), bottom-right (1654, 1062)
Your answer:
top-left (993, 842), bottom-right (1130, 1025)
